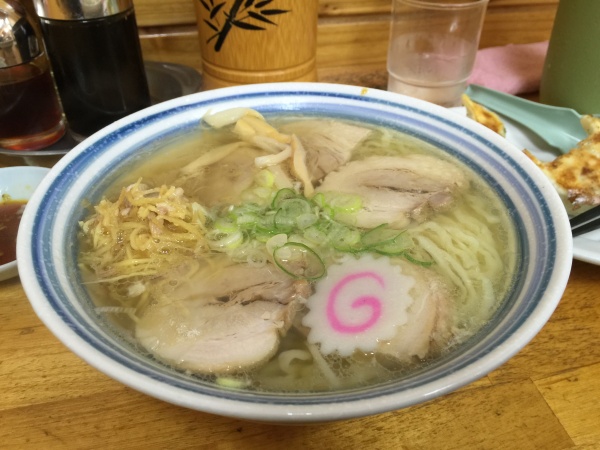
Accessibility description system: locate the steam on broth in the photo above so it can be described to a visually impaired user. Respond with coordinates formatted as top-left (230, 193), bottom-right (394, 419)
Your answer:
top-left (78, 108), bottom-right (517, 392)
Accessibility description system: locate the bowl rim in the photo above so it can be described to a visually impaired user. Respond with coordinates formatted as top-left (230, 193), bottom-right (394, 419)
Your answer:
top-left (16, 82), bottom-right (573, 422)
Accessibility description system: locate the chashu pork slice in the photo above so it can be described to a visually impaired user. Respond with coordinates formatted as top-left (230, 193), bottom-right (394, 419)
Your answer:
top-left (316, 154), bottom-right (468, 229)
top-left (280, 120), bottom-right (372, 182)
top-left (173, 262), bottom-right (310, 306)
top-left (179, 144), bottom-right (267, 207)
top-left (136, 299), bottom-right (293, 374)
top-left (136, 263), bottom-right (309, 374)
top-left (376, 261), bottom-right (452, 365)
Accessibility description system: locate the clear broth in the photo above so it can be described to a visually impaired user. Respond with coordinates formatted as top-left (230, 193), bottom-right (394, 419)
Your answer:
top-left (78, 115), bottom-right (518, 393)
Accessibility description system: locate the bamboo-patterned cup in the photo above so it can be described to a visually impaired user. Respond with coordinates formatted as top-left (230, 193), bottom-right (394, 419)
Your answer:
top-left (194, 0), bottom-right (318, 90)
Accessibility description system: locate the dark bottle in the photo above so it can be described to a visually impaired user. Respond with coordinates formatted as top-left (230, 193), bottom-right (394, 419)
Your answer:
top-left (0, 0), bottom-right (66, 150)
top-left (33, 0), bottom-right (151, 140)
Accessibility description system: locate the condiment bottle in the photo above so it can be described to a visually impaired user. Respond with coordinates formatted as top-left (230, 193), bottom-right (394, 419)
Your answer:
top-left (0, 0), bottom-right (66, 151)
top-left (33, 0), bottom-right (151, 140)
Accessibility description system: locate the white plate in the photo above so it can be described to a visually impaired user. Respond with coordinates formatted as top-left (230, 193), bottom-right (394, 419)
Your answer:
top-left (452, 107), bottom-right (600, 265)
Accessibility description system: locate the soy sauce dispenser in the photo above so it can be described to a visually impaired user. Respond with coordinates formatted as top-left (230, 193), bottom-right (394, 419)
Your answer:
top-left (33, 0), bottom-right (151, 140)
top-left (0, 0), bottom-right (66, 150)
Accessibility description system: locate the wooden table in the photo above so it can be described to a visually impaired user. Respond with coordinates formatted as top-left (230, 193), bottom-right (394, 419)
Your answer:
top-left (1, 87), bottom-right (599, 449)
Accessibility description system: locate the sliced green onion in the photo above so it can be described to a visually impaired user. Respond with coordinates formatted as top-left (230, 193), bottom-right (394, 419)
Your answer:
top-left (254, 232), bottom-right (277, 242)
top-left (311, 192), bottom-right (327, 208)
top-left (320, 205), bottom-right (335, 219)
top-left (254, 169), bottom-right (275, 187)
top-left (330, 227), bottom-right (362, 251)
top-left (271, 188), bottom-right (298, 209)
top-left (281, 198), bottom-right (312, 215)
top-left (266, 233), bottom-right (288, 255)
top-left (255, 211), bottom-right (276, 232)
top-left (207, 230), bottom-right (244, 250)
top-left (332, 211), bottom-right (358, 227)
top-left (360, 224), bottom-right (412, 255)
top-left (214, 218), bottom-right (238, 233)
top-left (274, 198), bottom-right (312, 231)
top-left (252, 186), bottom-right (273, 200)
top-left (273, 242), bottom-right (326, 280)
top-left (403, 252), bottom-right (434, 267)
top-left (373, 233), bottom-right (412, 255)
top-left (274, 208), bottom-right (295, 232)
top-left (303, 226), bottom-right (328, 244)
top-left (296, 212), bottom-right (318, 229)
top-left (216, 377), bottom-right (250, 389)
top-left (235, 212), bottom-right (259, 228)
top-left (327, 193), bottom-right (363, 214)
top-left (203, 187), bottom-right (430, 277)
top-left (361, 223), bottom-right (395, 246)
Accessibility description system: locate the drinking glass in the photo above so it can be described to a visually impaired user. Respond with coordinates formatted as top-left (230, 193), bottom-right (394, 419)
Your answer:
top-left (387, 0), bottom-right (489, 107)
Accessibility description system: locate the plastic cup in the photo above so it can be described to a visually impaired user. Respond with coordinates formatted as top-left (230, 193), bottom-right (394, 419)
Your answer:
top-left (387, 0), bottom-right (489, 107)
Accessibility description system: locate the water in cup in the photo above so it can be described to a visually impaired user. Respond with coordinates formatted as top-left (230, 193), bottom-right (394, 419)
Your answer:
top-left (388, 33), bottom-right (475, 107)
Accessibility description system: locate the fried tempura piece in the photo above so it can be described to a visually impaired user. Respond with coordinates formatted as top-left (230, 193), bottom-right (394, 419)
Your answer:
top-left (581, 114), bottom-right (600, 135)
top-left (462, 94), bottom-right (506, 137)
top-left (524, 115), bottom-right (600, 214)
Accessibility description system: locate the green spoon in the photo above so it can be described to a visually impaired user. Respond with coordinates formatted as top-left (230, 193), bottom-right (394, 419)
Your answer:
top-left (464, 84), bottom-right (588, 154)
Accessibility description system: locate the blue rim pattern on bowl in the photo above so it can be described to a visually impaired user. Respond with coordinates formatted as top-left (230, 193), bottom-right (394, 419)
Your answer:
top-left (19, 84), bottom-right (570, 421)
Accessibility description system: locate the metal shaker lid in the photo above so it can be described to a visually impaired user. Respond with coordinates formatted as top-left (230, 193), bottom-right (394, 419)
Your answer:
top-left (33, 0), bottom-right (133, 20)
top-left (0, 0), bottom-right (42, 68)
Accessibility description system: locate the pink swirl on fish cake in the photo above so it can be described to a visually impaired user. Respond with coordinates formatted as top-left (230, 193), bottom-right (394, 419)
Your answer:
top-left (302, 255), bottom-right (416, 357)
top-left (327, 272), bottom-right (384, 334)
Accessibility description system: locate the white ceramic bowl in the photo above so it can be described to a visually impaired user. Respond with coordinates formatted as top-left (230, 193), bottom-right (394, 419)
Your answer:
top-left (17, 83), bottom-right (572, 423)
top-left (0, 166), bottom-right (50, 281)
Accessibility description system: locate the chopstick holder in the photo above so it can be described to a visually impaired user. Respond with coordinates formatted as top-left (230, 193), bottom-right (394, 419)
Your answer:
top-left (570, 205), bottom-right (600, 237)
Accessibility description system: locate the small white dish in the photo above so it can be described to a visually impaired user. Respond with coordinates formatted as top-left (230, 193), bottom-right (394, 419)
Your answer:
top-left (0, 166), bottom-right (50, 281)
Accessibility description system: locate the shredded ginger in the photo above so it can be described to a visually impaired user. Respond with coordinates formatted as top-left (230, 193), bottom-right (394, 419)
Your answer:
top-left (78, 180), bottom-right (209, 305)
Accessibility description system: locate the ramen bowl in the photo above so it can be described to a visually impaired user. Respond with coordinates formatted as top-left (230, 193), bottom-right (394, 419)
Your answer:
top-left (17, 83), bottom-right (572, 423)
